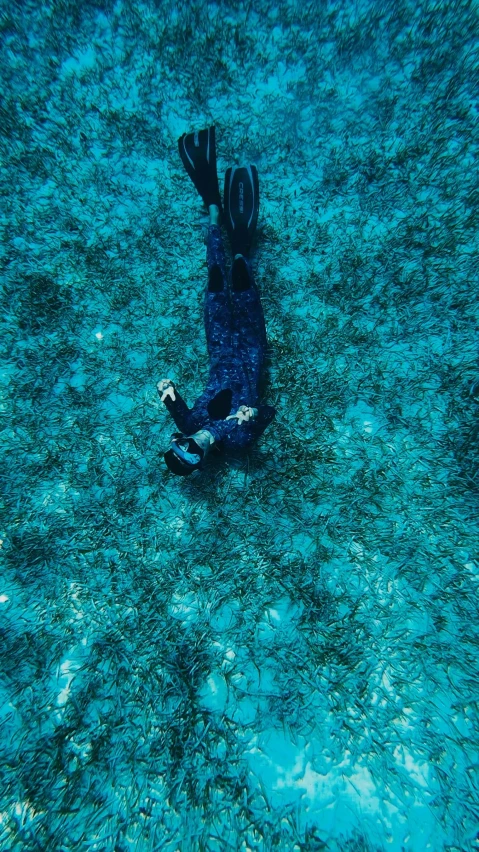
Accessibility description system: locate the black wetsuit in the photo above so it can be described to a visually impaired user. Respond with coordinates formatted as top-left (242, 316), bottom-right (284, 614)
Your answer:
top-left (163, 224), bottom-right (275, 450)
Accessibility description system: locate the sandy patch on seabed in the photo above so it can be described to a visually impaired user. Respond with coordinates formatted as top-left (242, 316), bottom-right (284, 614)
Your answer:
top-left (1, 0), bottom-right (478, 849)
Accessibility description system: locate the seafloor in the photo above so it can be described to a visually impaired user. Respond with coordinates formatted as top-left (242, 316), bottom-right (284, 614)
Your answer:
top-left (1, 0), bottom-right (479, 849)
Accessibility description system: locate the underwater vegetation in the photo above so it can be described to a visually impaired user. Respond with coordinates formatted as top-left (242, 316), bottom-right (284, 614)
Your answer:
top-left (1, 0), bottom-right (479, 849)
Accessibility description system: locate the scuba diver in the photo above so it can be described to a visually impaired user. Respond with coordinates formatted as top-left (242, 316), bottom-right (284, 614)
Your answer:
top-left (158, 126), bottom-right (276, 476)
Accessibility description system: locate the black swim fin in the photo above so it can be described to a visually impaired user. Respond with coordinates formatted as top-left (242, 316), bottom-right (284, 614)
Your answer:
top-left (178, 126), bottom-right (222, 211)
top-left (224, 164), bottom-right (259, 257)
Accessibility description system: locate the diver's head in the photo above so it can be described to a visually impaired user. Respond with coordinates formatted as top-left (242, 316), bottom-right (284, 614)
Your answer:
top-left (164, 430), bottom-right (214, 476)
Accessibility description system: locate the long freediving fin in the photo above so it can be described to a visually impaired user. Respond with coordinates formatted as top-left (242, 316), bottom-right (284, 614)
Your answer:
top-left (178, 126), bottom-right (222, 210)
top-left (223, 164), bottom-right (259, 256)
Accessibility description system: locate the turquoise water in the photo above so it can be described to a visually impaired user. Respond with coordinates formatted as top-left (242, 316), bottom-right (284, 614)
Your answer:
top-left (1, 0), bottom-right (479, 849)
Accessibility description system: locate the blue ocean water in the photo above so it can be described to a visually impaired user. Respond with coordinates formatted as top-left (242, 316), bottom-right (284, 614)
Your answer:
top-left (1, 0), bottom-right (479, 849)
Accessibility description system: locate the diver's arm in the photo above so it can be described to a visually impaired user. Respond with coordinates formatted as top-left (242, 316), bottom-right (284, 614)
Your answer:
top-left (225, 405), bottom-right (258, 424)
top-left (157, 379), bottom-right (192, 433)
top-left (226, 404), bottom-right (275, 427)
top-left (224, 404), bottom-right (276, 447)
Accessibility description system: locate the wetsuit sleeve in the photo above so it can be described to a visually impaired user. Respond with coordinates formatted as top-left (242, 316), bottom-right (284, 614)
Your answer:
top-left (162, 388), bottom-right (192, 433)
top-left (220, 405), bottom-right (276, 449)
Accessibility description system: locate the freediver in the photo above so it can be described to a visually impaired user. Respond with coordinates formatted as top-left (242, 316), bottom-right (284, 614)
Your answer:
top-left (157, 126), bottom-right (276, 476)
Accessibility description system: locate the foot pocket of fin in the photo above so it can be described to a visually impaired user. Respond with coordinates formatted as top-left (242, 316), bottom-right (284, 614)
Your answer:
top-left (208, 264), bottom-right (224, 293)
top-left (231, 255), bottom-right (252, 292)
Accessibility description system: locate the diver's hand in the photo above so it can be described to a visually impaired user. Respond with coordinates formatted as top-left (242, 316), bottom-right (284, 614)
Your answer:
top-left (157, 379), bottom-right (176, 403)
top-left (226, 405), bottom-right (258, 424)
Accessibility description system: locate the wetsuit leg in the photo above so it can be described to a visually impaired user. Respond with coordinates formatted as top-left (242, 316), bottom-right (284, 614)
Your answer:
top-left (230, 256), bottom-right (267, 387)
top-left (204, 225), bottom-right (233, 358)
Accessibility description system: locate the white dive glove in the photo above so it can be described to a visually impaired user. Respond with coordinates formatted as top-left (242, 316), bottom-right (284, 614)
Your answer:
top-left (226, 405), bottom-right (258, 424)
top-left (157, 379), bottom-right (176, 403)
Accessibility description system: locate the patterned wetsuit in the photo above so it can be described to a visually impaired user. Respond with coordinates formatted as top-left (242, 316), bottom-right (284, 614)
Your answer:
top-left (163, 225), bottom-right (276, 450)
